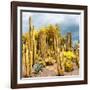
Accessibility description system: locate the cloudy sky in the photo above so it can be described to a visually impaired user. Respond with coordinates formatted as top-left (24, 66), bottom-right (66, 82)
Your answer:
top-left (22, 12), bottom-right (80, 45)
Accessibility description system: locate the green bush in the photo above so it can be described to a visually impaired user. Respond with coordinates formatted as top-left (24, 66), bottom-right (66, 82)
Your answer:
top-left (33, 63), bottom-right (44, 74)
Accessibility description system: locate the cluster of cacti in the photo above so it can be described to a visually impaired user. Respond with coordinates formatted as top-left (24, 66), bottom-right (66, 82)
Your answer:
top-left (38, 28), bottom-right (47, 58)
top-left (22, 41), bottom-right (33, 77)
top-left (55, 48), bottom-right (79, 75)
top-left (22, 16), bottom-right (80, 77)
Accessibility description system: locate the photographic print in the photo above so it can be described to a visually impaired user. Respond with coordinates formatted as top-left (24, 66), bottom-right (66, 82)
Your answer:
top-left (11, 1), bottom-right (87, 88)
top-left (22, 12), bottom-right (80, 78)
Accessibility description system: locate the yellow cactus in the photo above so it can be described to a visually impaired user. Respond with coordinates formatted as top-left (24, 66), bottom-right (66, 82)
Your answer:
top-left (65, 60), bottom-right (73, 72)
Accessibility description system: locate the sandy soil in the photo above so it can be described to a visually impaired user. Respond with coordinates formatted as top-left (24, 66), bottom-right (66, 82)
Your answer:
top-left (31, 63), bottom-right (79, 77)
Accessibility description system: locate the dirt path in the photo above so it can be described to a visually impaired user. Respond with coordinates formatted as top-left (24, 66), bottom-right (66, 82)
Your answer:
top-left (32, 63), bottom-right (79, 77)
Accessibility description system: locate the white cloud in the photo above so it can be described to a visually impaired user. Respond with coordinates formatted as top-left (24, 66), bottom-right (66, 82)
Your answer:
top-left (22, 12), bottom-right (80, 33)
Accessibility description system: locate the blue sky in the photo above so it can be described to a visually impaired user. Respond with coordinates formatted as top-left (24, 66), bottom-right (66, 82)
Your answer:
top-left (22, 12), bottom-right (80, 45)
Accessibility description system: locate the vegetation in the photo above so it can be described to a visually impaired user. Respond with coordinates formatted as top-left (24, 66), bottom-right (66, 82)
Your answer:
top-left (22, 17), bottom-right (80, 77)
top-left (33, 63), bottom-right (44, 74)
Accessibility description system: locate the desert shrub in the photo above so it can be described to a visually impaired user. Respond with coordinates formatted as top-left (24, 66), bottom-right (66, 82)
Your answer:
top-left (33, 63), bottom-right (44, 74)
top-left (64, 60), bottom-right (73, 72)
top-left (64, 51), bottom-right (75, 61)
